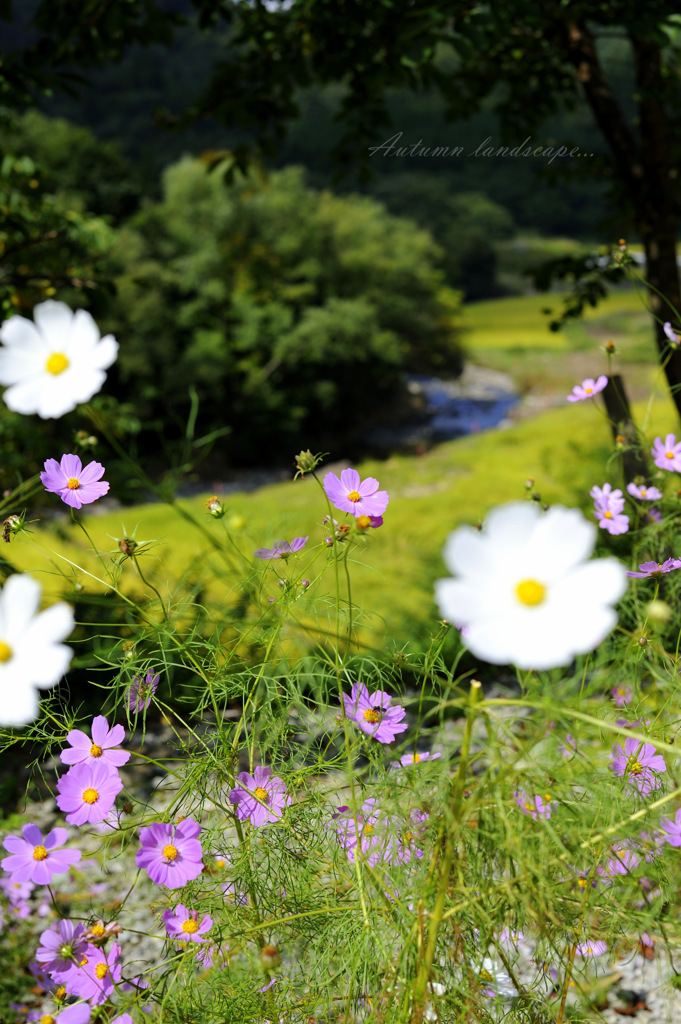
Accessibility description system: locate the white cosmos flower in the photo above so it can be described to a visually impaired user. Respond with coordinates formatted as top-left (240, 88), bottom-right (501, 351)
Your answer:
top-left (435, 502), bottom-right (627, 670)
top-left (0, 575), bottom-right (74, 727)
top-left (0, 300), bottom-right (118, 419)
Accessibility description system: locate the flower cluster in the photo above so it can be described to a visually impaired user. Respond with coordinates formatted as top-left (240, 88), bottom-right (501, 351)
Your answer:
top-left (56, 717), bottom-right (128, 826)
top-left (332, 799), bottom-right (429, 866)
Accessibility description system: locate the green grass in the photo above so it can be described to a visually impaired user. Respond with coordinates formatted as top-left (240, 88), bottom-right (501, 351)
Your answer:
top-left (10, 394), bottom-right (678, 653)
top-left (462, 289), bottom-right (651, 353)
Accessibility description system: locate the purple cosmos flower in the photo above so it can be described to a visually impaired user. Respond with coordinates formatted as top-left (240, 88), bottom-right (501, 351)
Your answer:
top-left (626, 558), bottom-right (681, 578)
top-left (594, 505), bottom-right (629, 535)
top-left (1, 824), bottom-right (81, 884)
top-left (664, 322), bottom-right (680, 345)
top-left (340, 682), bottom-right (408, 743)
top-left (0, 877), bottom-right (35, 902)
top-left (652, 434), bottom-right (681, 472)
top-left (56, 762), bottom-right (123, 825)
top-left (60, 715), bottom-right (130, 772)
top-left (612, 684), bottom-right (632, 707)
top-left (566, 376), bottom-right (608, 402)
top-left (127, 671), bottom-right (159, 712)
top-left (35, 919), bottom-right (89, 977)
top-left (636, 829), bottom-right (665, 862)
top-left (162, 903), bottom-right (213, 943)
top-left (67, 942), bottom-right (122, 1004)
top-left (590, 482), bottom-right (623, 508)
top-left (135, 818), bottom-right (203, 888)
top-left (332, 799), bottom-right (385, 863)
top-left (647, 507), bottom-right (663, 525)
top-left (253, 536), bottom-right (308, 559)
top-left (323, 467), bottom-right (389, 518)
top-left (394, 751), bottom-right (441, 767)
top-left (660, 808), bottom-right (681, 847)
top-left (40, 454), bottom-right (109, 509)
top-left (514, 790), bottom-right (553, 820)
top-left (355, 514), bottom-right (383, 531)
top-left (33, 1009), bottom-right (91, 1024)
top-left (611, 737), bottom-right (666, 795)
top-left (560, 733), bottom-right (576, 757)
top-left (229, 765), bottom-right (291, 827)
top-left (576, 939), bottom-right (608, 959)
top-left (391, 809), bottom-right (429, 866)
top-left (626, 482), bottom-right (663, 501)
top-left (603, 844), bottom-right (640, 878)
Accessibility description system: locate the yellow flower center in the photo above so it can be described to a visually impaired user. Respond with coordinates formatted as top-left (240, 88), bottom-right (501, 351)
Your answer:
top-left (55, 988), bottom-right (66, 1000)
top-left (363, 823), bottom-right (374, 835)
top-left (667, 451), bottom-right (675, 459)
top-left (603, 510), bottom-right (613, 519)
top-left (402, 831), bottom-right (413, 844)
top-left (45, 352), bottom-right (69, 375)
top-left (94, 963), bottom-right (108, 979)
top-left (33, 845), bottom-right (48, 861)
top-left (90, 924), bottom-right (106, 937)
top-left (253, 787), bottom-right (268, 802)
top-left (182, 919), bottom-right (199, 934)
top-left (479, 968), bottom-right (494, 982)
top-left (0, 641), bottom-right (13, 662)
top-left (356, 514), bottom-right (372, 528)
top-left (347, 489), bottom-right (361, 502)
top-left (67, 477), bottom-right (80, 490)
top-left (629, 760), bottom-right (643, 775)
top-left (585, 387), bottom-right (593, 394)
top-left (515, 579), bottom-right (546, 606)
top-left (363, 708), bottom-right (381, 723)
top-left (577, 878), bottom-right (587, 889)
top-left (641, 489), bottom-right (647, 497)
top-left (90, 743), bottom-right (103, 757)
top-left (524, 802), bottom-right (535, 812)
top-left (41, 1016), bottom-right (55, 1024)
top-left (82, 787), bottom-right (99, 804)
top-left (79, 955), bottom-right (88, 967)
top-left (412, 753), bottom-right (421, 762)
top-left (163, 844), bottom-right (178, 860)
top-left (215, 858), bottom-right (226, 868)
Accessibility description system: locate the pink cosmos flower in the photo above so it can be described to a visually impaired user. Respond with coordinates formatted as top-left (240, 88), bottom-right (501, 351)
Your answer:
top-left (611, 737), bottom-right (666, 795)
top-left (162, 903), bottom-right (213, 943)
top-left (394, 751), bottom-right (441, 767)
top-left (625, 557), bottom-right (681, 578)
top-left (56, 762), bottom-right (123, 825)
top-left (626, 482), bottom-right (663, 501)
top-left (40, 454), bottom-right (109, 509)
top-left (323, 467), bottom-right (389, 518)
top-left (60, 715), bottom-right (130, 772)
top-left (560, 733), bottom-right (576, 757)
top-left (652, 434), bottom-right (681, 472)
top-left (566, 376), bottom-right (607, 402)
top-left (127, 671), bottom-right (159, 712)
top-left (253, 536), bottom-right (308, 559)
top-left (391, 809), bottom-right (429, 866)
top-left (603, 845), bottom-right (640, 878)
top-left (664, 322), bottom-right (680, 346)
top-left (576, 939), bottom-right (608, 959)
top-left (590, 482), bottom-right (622, 507)
top-left (514, 790), bottom-right (553, 820)
top-left (660, 808), bottom-right (681, 847)
top-left (135, 818), bottom-right (203, 888)
top-left (340, 681), bottom-right (408, 743)
top-left (647, 507), bottom-right (663, 525)
top-left (67, 942), bottom-right (122, 1004)
top-left (31, 1008), bottom-right (91, 1024)
top-left (229, 765), bottom-right (291, 827)
top-left (35, 918), bottom-right (89, 977)
top-left (1, 824), bottom-right (81, 884)
top-left (591, 482), bottom-right (629, 535)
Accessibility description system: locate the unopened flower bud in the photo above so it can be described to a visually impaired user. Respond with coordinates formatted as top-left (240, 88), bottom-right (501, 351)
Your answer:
top-left (260, 943), bottom-right (281, 969)
top-left (300, 579), bottom-right (310, 589)
top-left (637, 635), bottom-right (649, 647)
top-left (1, 514), bottom-right (22, 543)
top-left (294, 449), bottom-right (320, 475)
top-left (524, 478), bottom-right (534, 490)
top-left (618, 238), bottom-right (626, 248)
top-left (205, 495), bottom-right (225, 518)
top-left (615, 434), bottom-right (626, 447)
top-left (646, 599), bottom-right (672, 625)
top-left (605, 340), bottom-right (616, 354)
top-left (119, 537), bottom-right (137, 557)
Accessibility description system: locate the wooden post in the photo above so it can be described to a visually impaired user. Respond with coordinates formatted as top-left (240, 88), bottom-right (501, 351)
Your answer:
top-left (601, 374), bottom-right (650, 483)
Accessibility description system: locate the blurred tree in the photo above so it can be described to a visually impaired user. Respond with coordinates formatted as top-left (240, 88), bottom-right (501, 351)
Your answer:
top-left (102, 159), bottom-right (463, 464)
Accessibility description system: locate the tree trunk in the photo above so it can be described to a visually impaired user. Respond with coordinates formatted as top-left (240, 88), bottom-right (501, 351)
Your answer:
top-left (639, 221), bottom-right (681, 424)
top-left (601, 374), bottom-right (649, 483)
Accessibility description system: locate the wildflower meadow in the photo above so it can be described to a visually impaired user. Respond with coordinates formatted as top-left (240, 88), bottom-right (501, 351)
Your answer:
top-left (5, 260), bottom-right (681, 1024)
